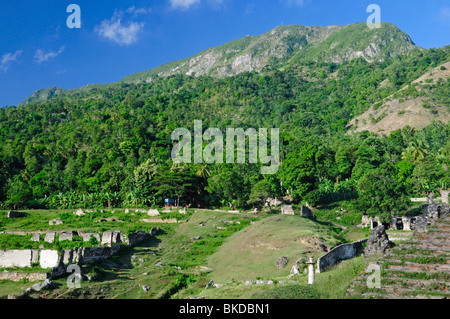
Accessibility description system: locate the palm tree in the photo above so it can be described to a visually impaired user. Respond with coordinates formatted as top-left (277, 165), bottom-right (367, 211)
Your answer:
top-left (402, 139), bottom-right (429, 162)
top-left (195, 164), bottom-right (211, 181)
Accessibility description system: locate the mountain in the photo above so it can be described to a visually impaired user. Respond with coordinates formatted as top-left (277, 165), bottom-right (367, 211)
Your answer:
top-left (19, 23), bottom-right (418, 106)
top-left (121, 22), bottom-right (418, 83)
top-left (19, 87), bottom-right (66, 107)
top-left (18, 84), bottom-right (113, 107)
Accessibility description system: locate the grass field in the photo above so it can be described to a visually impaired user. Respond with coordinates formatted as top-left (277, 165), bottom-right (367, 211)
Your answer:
top-left (196, 256), bottom-right (368, 299)
top-left (205, 215), bottom-right (343, 283)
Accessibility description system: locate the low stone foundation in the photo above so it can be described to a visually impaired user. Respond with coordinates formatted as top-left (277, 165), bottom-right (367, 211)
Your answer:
top-left (0, 271), bottom-right (48, 282)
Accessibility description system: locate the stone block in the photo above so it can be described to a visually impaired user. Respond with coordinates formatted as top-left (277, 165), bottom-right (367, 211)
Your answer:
top-left (31, 249), bottom-right (39, 264)
top-left (61, 249), bottom-right (73, 265)
top-left (281, 205), bottom-right (294, 215)
top-left (112, 231), bottom-right (122, 244)
top-left (59, 232), bottom-right (73, 242)
top-left (440, 190), bottom-right (449, 204)
top-left (39, 250), bottom-right (59, 269)
top-left (30, 233), bottom-right (40, 242)
top-left (49, 218), bottom-right (63, 226)
top-left (44, 232), bottom-right (56, 243)
top-left (80, 247), bottom-right (112, 264)
top-left (7, 211), bottom-right (27, 218)
top-left (0, 250), bottom-right (32, 268)
top-left (72, 247), bottom-right (81, 264)
top-left (300, 206), bottom-right (313, 218)
top-left (276, 256), bottom-right (288, 269)
top-left (82, 233), bottom-right (101, 242)
top-left (74, 209), bottom-right (85, 216)
top-left (148, 209), bottom-right (160, 217)
top-left (128, 231), bottom-right (151, 246)
top-left (101, 231), bottom-right (113, 245)
top-left (402, 217), bottom-right (412, 231)
top-left (150, 227), bottom-right (160, 236)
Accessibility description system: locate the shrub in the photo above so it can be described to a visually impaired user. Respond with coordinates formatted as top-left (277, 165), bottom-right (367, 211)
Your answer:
top-left (251, 285), bottom-right (322, 299)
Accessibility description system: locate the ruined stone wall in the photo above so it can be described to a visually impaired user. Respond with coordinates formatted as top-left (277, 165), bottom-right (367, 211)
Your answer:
top-left (316, 239), bottom-right (367, 273)
top-left (0, 229), bottom-right (160, 276)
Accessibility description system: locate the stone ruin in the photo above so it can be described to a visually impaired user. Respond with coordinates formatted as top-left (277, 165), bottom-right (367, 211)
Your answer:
top-left (82, 233), bottom-right (101, 242)
top-left (316, 239), bottom-right (367, 273)
top-left (390, 216), bottom-right (416, 231)
top-left (300, 206), bottom-right (314, 219)
top-left (414, 193), bottom-right (450, 235)
top-left (365, 225), bottom-right (393, 256)
top-left (148, 209), bottom-right (160, 217)
top-left (44, 232), bottom-right (56, 243)
top-left (265, 197), bottom-right (284, 207)
top-left (49, 218), bottom-right (63, 226)
top-left (0, 227), bottom-right (162, 281)
top-left (7, 211), bottom-right (27, 219)
top-left (279, 205), bottom-right (314, 218)
top-left (275, 256), bottom-right (289, 269)
top-left (361, 214), bottom-right (417, 230)
top-left (361, 215), bottom-right (382, 229)
top-left (440, 190), bottom-right (449, 204)
top-left (361, 192), bottom-right (450, 236)
top-left (423, 192), bottom-right (450, 221)
top-left (74, 209), bottom-right (86, 216)
top-left (281, 205), bottom-right (294, 215)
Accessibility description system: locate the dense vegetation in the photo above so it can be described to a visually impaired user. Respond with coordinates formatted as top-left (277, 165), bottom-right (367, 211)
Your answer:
top-left (0, 45), bottom-right (449, 224)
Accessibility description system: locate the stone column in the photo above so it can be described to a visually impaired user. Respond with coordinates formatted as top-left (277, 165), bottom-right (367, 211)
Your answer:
top-left (307, 257), bottom-right (315, 285)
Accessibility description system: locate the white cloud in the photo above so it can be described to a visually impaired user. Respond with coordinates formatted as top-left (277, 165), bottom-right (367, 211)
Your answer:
top-left (34, 46), bottom-right (65, 64)
top-left (126, 6), bottom-right (151, 16)
top-left (169, 0), bottom-right (227, 10)
top-left (95, 9), bottom-right (146, 46)
top-left (170, 0), bottom-right (201, 10)
top-left (0, 50), bottom-right (22, 72)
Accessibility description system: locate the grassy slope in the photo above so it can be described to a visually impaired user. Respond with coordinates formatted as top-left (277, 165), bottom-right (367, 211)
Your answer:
top-left (0, 209), bottom-right (370, 299)
top-left (205, 215), bottom-right (342, 283)
top-left (348, 61), bottom-right (450, 134)
top-left (197, 256), bottom-right (368, 299)
top-left (0, 210), bottom-right (259, 299)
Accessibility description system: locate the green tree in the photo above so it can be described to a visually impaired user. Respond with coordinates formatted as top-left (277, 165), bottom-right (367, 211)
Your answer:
top-left (248, 180), bottom-right (273, 210)
top-left (355, 166), bottom-right (409, 223)
top-left (6, 175), bottom-right (32, 209)
top-left (402, 139), bottom-right (429, 162)
top-left (279, 145), bottom-right (317, 201)
top-left (28, 170), bottom-right (49, 198)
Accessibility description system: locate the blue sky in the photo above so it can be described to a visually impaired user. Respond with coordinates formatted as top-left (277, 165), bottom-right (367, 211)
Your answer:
top-left (1, 0), bottom-right (449, 106)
